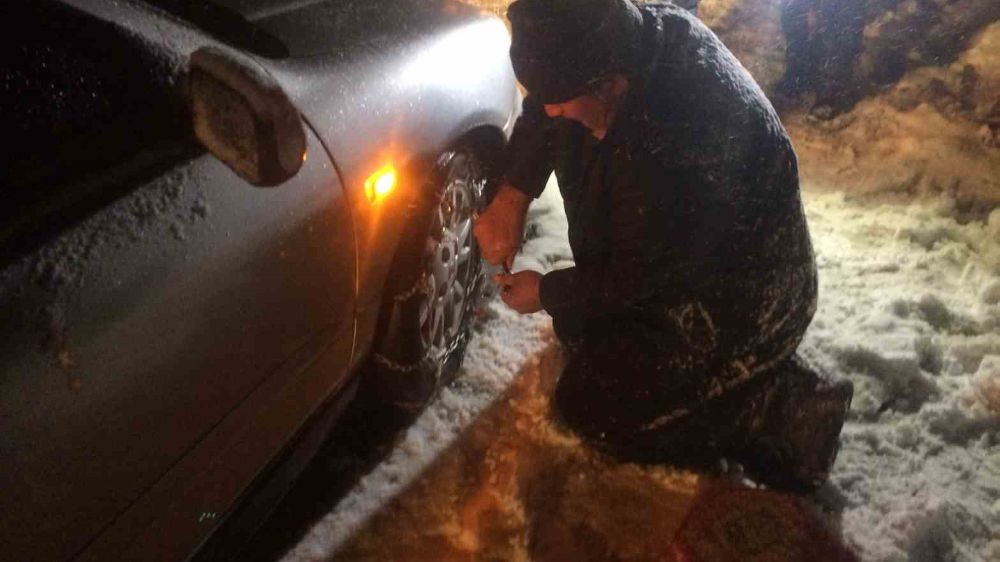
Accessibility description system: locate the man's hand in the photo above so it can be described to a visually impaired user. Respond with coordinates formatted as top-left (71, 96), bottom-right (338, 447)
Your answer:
top-left (474, 184), bottom-right (531, 268)
top-left (494, 270), bottom-right (543, 314)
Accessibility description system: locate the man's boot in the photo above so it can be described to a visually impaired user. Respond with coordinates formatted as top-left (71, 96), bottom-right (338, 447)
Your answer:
top-left (739, 355), bottom-right (853, 493)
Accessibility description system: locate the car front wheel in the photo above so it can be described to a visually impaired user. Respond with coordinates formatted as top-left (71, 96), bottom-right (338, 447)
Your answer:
top-left (366, 149), bottom-right (487, 412)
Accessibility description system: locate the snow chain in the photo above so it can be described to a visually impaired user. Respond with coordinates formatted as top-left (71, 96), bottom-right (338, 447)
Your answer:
top-left (373, 330), bottom-right (468, 375)
top-left (392, 272), bottom-right (432, 302)
top-left (372, 352), bottom-right (426, 374)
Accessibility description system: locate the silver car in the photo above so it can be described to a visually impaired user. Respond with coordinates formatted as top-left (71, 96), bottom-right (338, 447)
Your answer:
top-left (0, 0), bottom-right (520, 559)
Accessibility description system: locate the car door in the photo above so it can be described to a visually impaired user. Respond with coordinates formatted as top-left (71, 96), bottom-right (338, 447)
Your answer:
top-left (0, 3), bottom-right (356, 560)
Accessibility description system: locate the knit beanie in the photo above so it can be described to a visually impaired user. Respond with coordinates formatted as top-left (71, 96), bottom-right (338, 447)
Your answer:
top-left (508, 0), bottom-right (644, 104)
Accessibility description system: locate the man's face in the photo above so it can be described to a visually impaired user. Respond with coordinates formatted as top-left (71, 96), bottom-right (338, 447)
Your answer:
top-left (543, 93), bottom-right (612, 138)
top-left (540, 76), bottom-right (627, 140)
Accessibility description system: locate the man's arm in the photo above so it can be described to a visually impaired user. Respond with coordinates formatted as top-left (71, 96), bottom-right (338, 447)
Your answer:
top-left (503, 95), bottom-right (554, 199)
top-left (539, 166), bottom-right (724, 320)
top-left (475, 96), bottom-right (555, 266)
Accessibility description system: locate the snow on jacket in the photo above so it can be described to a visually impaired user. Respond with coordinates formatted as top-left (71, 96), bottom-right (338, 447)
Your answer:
top-left (505, 3), bottom-right (818, 378)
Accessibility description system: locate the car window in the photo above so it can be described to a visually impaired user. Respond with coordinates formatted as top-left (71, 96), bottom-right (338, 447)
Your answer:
top-left (1, 1), bottom-right (192, 264)
top-left (208, 0), bottom-right (466, 58)
top-left (141, 0), bottom-right (289, 58)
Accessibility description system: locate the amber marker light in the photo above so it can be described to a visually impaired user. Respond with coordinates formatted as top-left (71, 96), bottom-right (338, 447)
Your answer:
top-left (364, 164), bottom-right (397, 204)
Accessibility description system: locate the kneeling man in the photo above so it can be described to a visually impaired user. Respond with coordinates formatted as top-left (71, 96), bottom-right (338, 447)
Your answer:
top-left (475, 0), bottom-right (852, 492)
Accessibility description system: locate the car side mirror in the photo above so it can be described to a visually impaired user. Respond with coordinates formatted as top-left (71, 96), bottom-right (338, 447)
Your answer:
top-left (188, 47), bottom-right (305, 186)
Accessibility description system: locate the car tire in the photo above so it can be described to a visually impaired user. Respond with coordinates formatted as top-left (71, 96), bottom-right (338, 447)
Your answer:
top-left (365, 148), bottom-right (488, 412)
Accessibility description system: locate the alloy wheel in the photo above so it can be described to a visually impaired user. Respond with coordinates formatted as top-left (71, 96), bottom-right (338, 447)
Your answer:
top-left (416, 155), bottom-right (482, 363)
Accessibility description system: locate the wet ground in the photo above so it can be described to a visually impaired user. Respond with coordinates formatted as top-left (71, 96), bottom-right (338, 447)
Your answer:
top-left (246, 337), bottom-right (704, 562)
top-left (331, 341), bottom-right (704, 562)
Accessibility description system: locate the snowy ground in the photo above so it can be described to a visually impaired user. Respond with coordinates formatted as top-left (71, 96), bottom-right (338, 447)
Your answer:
top-left (280, 176), bottom-right (1000, 562)
top-left (801, 187), bottom-right (1000, 561)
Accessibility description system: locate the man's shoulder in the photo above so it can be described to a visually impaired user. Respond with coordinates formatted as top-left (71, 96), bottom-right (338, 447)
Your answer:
top-left (637, 1), bottom-right (697, 17)
top-left (635, 1), bottom-right (725, 76)
top-left (633, 1), bottom-right (767, 116)
top-left (636, 1), bottom-right (701, 30)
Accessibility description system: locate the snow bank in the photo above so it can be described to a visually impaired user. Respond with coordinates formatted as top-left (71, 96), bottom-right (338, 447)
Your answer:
top-left (787, 21), bottom-right (1000, 211)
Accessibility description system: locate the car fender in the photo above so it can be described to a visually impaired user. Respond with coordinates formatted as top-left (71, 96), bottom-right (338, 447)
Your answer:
top-left (261, 10), bottom-right (519, 365)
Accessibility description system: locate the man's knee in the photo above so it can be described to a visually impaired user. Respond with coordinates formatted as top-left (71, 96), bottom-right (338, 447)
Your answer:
top-left (553, 370), bottom-right (725, 467)
top-left (552, 368), bottom-right (664, 463)
top-left (551, 349), bottom-right (618, 442)
top-left (550, 323), bottom-right (703, 458)
top-left (550, 310), bottom-right (587, 350)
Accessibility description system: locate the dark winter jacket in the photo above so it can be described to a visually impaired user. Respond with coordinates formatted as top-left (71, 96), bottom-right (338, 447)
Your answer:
top-left (506, 3), bottom-right (818, 373)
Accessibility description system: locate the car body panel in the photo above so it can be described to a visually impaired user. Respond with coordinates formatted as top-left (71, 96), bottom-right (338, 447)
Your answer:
top-left (0, 2), bottom-right (361, 547)
top-left (76, 319), bottom-right (356, 562)
top-left (0, 123), bottom-right (355, 560)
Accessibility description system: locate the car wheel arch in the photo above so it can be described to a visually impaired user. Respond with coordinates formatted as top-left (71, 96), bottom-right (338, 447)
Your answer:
top-left (363, 127), bottom-right (505, 410)
top-left (383, 125), bottom-right (506, 295)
